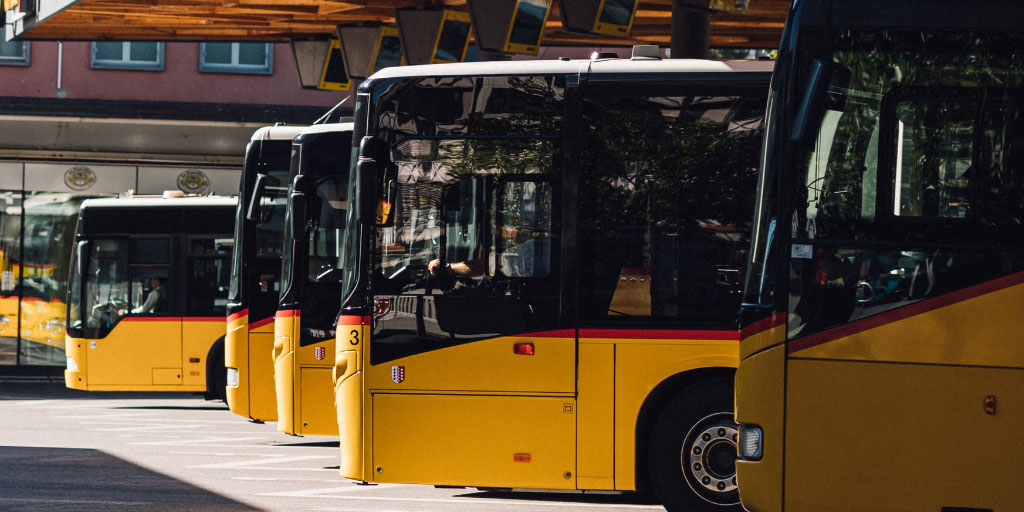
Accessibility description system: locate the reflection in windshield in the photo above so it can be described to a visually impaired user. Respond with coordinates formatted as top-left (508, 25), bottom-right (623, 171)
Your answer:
top-left (782, 29), bottom-right (1024, 338)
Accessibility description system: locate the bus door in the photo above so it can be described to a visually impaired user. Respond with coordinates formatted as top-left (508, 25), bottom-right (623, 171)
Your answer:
top-left (183, 237), bottom-right (231, 388)
top-left (368, 169), bottom-right (574, 489)
top-left (85, 237), bottom-right (183, 387)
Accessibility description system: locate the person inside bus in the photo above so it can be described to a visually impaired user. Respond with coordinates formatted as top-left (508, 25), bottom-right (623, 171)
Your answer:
top-left (427, 257), bottom-right (484, 277)
top-left (131, 276), bottom-right (168, 314)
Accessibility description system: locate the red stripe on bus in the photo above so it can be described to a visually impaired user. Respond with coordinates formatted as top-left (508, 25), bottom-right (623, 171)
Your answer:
top-left (740, 311), bottom-right (786, 339)
top-left (277, 309), bottom-right (300, 318)
top-left (579, 328), bottom-right (738, 340)
top-left (227, 308), bottom-right (248, 322)
top-left (338, 315), bottom-right (371, 326)
top-left (249, 316), bottom-right (275, 330)
top-left (789, 270), bottom-right (1024, 354)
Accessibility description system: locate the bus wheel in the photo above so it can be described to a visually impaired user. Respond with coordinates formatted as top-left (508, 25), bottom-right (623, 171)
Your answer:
top-left (648, 380), bottom-right (740, 512)
top-left (204, 339), bottom-right (227, 403)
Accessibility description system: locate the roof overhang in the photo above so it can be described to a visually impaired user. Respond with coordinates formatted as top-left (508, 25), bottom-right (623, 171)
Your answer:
top-left (4, 0), bottom-right (789, 49)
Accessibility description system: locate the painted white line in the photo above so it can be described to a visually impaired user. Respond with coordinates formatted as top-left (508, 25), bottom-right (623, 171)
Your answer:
top-left (132, 436), bottom-right (268, 446)
top-left (233, 476), bottom-right (351, 483)
top-left (256, 486), bottom-right (401, 497)
top-left (60, 413), bottom-right (160, 420)
top-left (92, 424), bottom-right (207, 432)
top-left (253, 493), bottom-right (663, 510)
top-left (74, 417), bottom-right (245, 425)
top-left (0, 497), bottom-right (151, 506)
top-left (191, 454), bottom-right (335, 468)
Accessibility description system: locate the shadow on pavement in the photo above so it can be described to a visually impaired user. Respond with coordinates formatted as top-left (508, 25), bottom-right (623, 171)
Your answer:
top-left (113, 405), bottom-right (228, 411)
top-left (273, 441), bottom-right (339, 448)
top-left (0, 381), bottom-right (208, 401)
top-left (459, 488), bottom-right (658, 506)
top-left (0, 446), bottom-right (260, 511)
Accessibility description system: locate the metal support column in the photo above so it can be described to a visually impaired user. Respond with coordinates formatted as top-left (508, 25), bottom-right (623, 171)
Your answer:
top-left (671, 0), bottom-right (710, 59)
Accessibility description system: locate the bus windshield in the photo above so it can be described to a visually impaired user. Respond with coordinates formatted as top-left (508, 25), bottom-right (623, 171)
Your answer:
top-left (745, 28), bottom-right (1024, 318)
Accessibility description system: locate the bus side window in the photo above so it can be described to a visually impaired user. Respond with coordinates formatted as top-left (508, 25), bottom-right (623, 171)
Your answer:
top-left (186, 238), bottom-right (231, 317)
top-left (128, 238), bottom-right (170, 315)
top-left (494, 181), bottom-right (552, 278)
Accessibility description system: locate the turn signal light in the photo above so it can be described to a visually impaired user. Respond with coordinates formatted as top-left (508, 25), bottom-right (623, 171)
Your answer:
top-left (226, 367), bottom-right (239, 387)
top-left (739, 424), bottom-right (763, 460)
top-left (514, 453), bottom-right (532, 463)
top-left (513, 343), bottom-right (534, 355)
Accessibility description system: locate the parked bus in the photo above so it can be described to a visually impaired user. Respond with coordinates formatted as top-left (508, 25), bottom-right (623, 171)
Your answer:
top-left (226, 125), bottom-right (306, 421)
top-left (275, 122), bottom-right (353, 436)
top-left (333, 53), bottom-right (771, 511)
top-left (65, 195), bottom-right (235, 395)
top-left (735, 1), bottom-right (1024, 511)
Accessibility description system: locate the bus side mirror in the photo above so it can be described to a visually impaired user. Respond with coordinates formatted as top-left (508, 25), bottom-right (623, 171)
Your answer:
top-left (290, 174), bottom-right (309, 237)
top-left (246, 173), bottom-right (268, 221)
top-left (355, 136), bottom-right (387, 225)
top-left (790, 59), bottom-right (851, 146)
top-left (76, 240), bottom-right (90, 279)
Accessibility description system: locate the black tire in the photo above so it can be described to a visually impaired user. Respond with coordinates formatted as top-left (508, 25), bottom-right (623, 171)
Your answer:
top-left (204, 338), bottom-right (227, 403)
top-left (648, 379), bottom-right (741, 512)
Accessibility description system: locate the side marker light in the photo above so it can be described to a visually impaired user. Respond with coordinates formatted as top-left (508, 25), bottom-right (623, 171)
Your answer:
top-left (513, 343), bottom-right (534, 356)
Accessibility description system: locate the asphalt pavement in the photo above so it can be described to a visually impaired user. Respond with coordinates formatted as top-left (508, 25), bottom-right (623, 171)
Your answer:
top-left (0, 378), bottom-right (662, 512)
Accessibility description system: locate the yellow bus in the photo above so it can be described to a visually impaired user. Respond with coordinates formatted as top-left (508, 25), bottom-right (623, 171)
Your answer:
top-left (274, 122), bottom-right (353, 435)
top-left (735, 1), bottom-right (1024, 511)
top-left (225, 125), bottom-right (307, 421)
top-left (65, 195), bottom-right (235, 394)
top-left (333, 53), bottom-right (772, 511)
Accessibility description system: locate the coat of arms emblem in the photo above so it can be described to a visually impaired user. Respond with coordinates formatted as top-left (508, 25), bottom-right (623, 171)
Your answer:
top-left (391, 365), bottom-right (405, 384)
top-left (314, 346), bottom-right (326, 361)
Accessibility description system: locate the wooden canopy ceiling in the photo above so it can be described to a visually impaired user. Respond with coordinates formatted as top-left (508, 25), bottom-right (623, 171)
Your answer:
top-left (9, 0), bottom-right (789, 49)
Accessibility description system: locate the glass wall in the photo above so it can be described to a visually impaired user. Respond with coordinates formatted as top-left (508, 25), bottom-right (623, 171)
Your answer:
top-left (0, 161), bottom-right (239, 366)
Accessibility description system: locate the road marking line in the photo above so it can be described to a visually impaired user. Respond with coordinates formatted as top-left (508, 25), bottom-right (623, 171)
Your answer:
top-left (191, 454), bottom-right (335, 468)
top-left (0, 497), bottom-right (155, 506)
top-left (132, 436), bottom-right (268, 445)
top-left (253, 493), bottom-right (663, 509)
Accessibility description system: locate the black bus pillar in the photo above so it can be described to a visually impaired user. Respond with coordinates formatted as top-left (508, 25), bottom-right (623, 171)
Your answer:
top-left (671, 0), bottom-right (710, 59)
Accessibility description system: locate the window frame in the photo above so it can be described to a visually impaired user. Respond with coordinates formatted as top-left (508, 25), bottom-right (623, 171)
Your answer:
top-left (90, 41), bottom-right (165, 71)
top-left (0, 26), bottom-right (30, 66)
top-left (199, 42), bottom-right (274, 75)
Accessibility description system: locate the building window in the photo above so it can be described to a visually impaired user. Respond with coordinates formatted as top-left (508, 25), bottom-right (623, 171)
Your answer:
top-left (91, 42), bottom-right (164, 70)
top-left (0, 26), bottom-right (30, 66)
top-left (200, 42), bottom-right (273, 74)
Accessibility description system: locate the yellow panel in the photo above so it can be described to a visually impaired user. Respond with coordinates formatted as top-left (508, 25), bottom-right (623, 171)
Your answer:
top-left (274, 313), bottom-right (297, 434)
top-left (182, 319), bottom-right (220, 387)
top-left (153, 367), bottom-right (182, 385)
top-left (87, 318), bottom-right (182, 387)
top-left (64, 335), bottom-right (87, 389)
top-left (274, 345), bottom-right (295, 433)
top-left (612, 340), bottom-right (738, 490)
top-left (785, 359), bottom-right (1024, 511)
top-left (793, 280), bottom-right (1024, 369)
top-left (225, 313), bottom-right (249, 417)
top-left (739, 312), bottom-right (785, 360)
top-left (248, 329), bottom-right (278, 421)
top-left (365, 334), bottom-right (575, 394)
top-left (734, 344), bottom-right (784, 512)
top-left (336, 320), bottom-right (367, 482)
top-left (298, 367), bottom-right (338, 435)
top-left (576, 342), bottom-right (614, 483)
top-left (373, 394), bottom-right (575, 489)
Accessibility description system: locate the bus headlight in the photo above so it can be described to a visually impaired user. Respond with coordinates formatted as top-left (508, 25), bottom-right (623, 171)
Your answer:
top-left (738, 424), bottom-right (763, 460)
top-left (66, 357), bottom-right (79, 372)
top-left (226, 367), bottom-right (239, 387)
